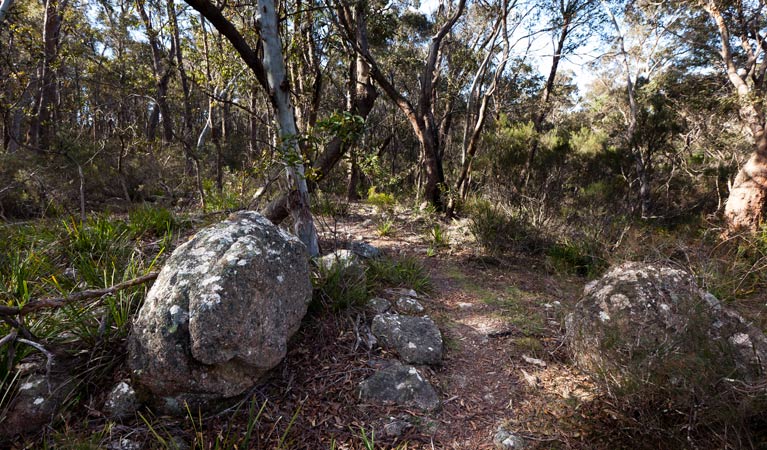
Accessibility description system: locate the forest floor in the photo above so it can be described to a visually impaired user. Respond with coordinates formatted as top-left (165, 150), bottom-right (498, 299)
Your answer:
top-left (20, 202), bottom-right (748, 449)
top-left (234, 204), bottom-right (638, 450)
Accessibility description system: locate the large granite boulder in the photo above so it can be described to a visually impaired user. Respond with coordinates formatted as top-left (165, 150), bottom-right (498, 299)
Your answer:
top-left (129, 211), bottom-right (312, 413)
top-left (566, 262), bottom-right (767, 402)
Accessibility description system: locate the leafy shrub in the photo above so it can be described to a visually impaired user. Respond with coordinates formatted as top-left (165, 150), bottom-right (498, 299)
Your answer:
top-left (545, 240), bottom-right (606, 277)
top-left (466, 198), bottom-right (547, 255)
top-left (366, 187), bottom-right (396, 212)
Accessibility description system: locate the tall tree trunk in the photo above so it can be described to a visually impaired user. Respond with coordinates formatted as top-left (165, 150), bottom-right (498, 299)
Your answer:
top-left (136, 0), bottom-right (175, 143)
top-left (167, 0), bottom-right (193, 137)
top-left (32, 0), bottom-right (67, 151)
top-left (724, 110), bottom-right (767, 230)
top-left (704, 0), bottom-right (767, 231)
top-left (258, 0), bottom-right (319, 257)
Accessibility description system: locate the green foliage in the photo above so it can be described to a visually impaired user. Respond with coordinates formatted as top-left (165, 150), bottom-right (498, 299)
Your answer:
top-left (366, 187), bottom-right (396, 212)
top-left (0, 211), bottom-right (172, 426)
top-left (315, 112), bottom-right (365, 143)
top-left (312, 258), bottom-right (369, 312)
top-left (202, 179), bottom-right (241, 213)
top-left (366, 256), bottom-right (432, 294)
top-left (128, 204), bottom-right (177, 239)
top-left (376, 219), bottom-right (394, 237)
top-left (466, 198), bottom-right (546, 255)
top-left (570, 126), bottom-right (608, 156)
top-left (545, 241), bottom-right (606, 277)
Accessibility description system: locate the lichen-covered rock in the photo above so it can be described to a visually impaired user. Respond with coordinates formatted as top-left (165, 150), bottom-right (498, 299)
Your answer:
top-left (359, 363), bottom-right (440, 411)
top-left (104, 381), bottom-right (138, 420)
top-left (371, 314), bottom-right (442, 365)
top-left (128, 211), bottom-right (311, 414)
top-left (0, 372), bottom-right (73, 437)
top-left (395, 296), bottom-right (425, 314)
top-left (366, 297), bottom-right (392, 314)
top-left (350, 241), bottom-right (383, 259)
top-left (319, 250), bottom-right (366, 283)
top-left (566, 262), bottom-right (767, 397)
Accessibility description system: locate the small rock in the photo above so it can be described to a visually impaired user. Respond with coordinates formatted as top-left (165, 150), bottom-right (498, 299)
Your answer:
top-left (350, 241), bottom-right (383, 259)
top-left (384, 288), bottom-right (419, 299)
top-left (371, 314), bottom-right (443, 365)
top-left (494, 427), bottom-right (527, 449)
top-left (104, 381), bottom-right (138, 420)
top-left (382, 417), bottom-right (412, 438)
top-left (107, 437), bottom-right (143, 450)
top-left (521, 355), bottom-right (546, 367)
top-left (457, 302), bottom-right (473, 310)
top-left (395, 296), bottom-right (425, 314)
top-left (366, 297), bottom-right (391, 314)
top-left (0, 370), bottom-right (74, 437)
top-left (359, 363), bottom-right (440, 411)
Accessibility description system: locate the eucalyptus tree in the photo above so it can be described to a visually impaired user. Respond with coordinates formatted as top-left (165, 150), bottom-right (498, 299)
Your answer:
top-left (699, 0), bottom-right (767, 232)
top-left (596, 0), bottom-right (681, 217)
top-left (338, 0), bottom-right (468, 210)
top-left (449, 0), bottom-right (515, 212)
top-left (521, 0), bottom-right (603, 186)
top-left (183, 0), bottom-right (320, 256)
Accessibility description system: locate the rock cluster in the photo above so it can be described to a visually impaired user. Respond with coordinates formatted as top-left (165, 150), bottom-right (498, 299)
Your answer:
top-left (360, 288), bottom-right (443, 412)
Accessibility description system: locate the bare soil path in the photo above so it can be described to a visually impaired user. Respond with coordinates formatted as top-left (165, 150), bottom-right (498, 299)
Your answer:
top-left (257, 204), bottom-right (606, 449)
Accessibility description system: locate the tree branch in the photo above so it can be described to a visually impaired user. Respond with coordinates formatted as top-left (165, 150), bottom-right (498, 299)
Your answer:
top-left (0, 272), bottom-right (158, 317)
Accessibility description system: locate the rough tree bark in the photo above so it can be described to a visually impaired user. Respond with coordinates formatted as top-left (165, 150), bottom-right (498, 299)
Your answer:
top-left (705, 0), bottom-right (767, 232)
top-left (29, 0), bottom-right (68, 150)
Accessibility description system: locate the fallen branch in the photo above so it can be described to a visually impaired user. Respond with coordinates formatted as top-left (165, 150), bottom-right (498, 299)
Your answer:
top-left (0, 272), bottom-right (159, 317)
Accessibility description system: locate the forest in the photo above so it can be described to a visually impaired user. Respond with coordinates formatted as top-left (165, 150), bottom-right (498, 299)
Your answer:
top-left (2, 0), bottom-right (767, 447)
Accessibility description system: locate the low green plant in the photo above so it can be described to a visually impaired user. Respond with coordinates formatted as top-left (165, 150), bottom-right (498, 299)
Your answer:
top-left (367, 187), bottom-right (396, 212)
top-left (202, 178), bottom-right (242, 213)
top-left (427, 223), bottom-right (448, 248)
top-left (545, 240), bottom-right (606, 277)
top-left (312, 258), bottom-right (369, 312)
top-left (128, 204), bottom-right (177, 239)
top-left (466, 198), bottom-right (545, 255)
top-left (376, 219), bottom-right (394, 237)
top-left (366, 256), bottom-right (432, 294)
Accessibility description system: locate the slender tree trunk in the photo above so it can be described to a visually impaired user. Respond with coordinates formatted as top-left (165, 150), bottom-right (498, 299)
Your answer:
top-left (137, 0), bottom-right (175, 143)
top-left (258, 0), bottom-right (319, 257)
top-left (168, 0), bottom-right (193, 137)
